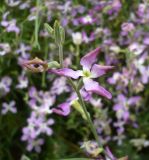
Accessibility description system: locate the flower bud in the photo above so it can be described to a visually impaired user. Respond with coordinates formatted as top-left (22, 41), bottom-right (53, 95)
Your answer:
top-left (22, 57), bottom-right (48, 73)
top-left (72, 32), bottom-right (82, 45)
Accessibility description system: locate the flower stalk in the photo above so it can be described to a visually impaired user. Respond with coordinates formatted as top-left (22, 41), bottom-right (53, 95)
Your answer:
top-left (58, 42), bottom-right (113, 160)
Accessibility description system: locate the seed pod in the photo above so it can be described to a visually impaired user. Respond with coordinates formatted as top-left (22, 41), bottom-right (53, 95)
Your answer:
top-left (22, 57), bottom-right (48, 73)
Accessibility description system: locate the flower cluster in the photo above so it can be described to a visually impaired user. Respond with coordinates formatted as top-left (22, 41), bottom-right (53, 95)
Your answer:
top-left (1, 0), bottom-right (149, 159)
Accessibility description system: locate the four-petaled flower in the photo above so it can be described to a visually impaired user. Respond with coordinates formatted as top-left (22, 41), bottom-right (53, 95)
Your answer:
top-left (49, 47), bottom-right (114, 99)
top-left (1, 101), bottom-right (17, 114)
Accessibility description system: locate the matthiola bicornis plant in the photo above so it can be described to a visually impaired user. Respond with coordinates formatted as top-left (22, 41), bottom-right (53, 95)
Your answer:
top-left (22, 21), bottom-right (115, 159)
top-left (49, 47), bottom-right (114, 99)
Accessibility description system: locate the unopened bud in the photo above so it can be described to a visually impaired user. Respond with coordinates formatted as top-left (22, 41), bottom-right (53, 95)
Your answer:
top-left (22, 57), bottom-right (48, 73)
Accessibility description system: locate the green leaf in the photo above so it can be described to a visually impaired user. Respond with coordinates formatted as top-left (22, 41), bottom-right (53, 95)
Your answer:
top-left (48, 61), bottom-right (60, 69)
top-left (20, 155), bottom-right (31, 160)
top-left (71, 100), bottom-right (89, 120)
top-left (44, 23), bottom-right (54, 35)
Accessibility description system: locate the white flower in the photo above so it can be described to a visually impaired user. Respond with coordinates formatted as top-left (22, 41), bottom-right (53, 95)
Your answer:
top-left (82, 15), bottom-right (93, 24)
top-left (110, 45), bottom-right (121, 53)
top-left (0, 43), bottom-right (11, 56)
top-left (72, 32), bottom-right (82, 45)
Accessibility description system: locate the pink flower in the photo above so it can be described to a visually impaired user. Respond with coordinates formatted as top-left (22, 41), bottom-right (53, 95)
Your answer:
top-left (49, 47), bottom-right (114, 99)
top-left (52, 102), bottom-right (71, 116)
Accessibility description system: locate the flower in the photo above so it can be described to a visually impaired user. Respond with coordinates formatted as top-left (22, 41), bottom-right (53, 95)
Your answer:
top-left (0, 76), bottom-right (12, 97)
top-left (121, 22), bottom-right (135, 33)
top-left (5, 0), bottom-right (20, 7)
top-left (72, 32), bottom-right (83, 45)
top-left (52, 102), bottom-right (71, 116)
top-left (79, 15), bottom-right (96, 25)
top-left (81, 141), bottom-right (103, 158)
top-left (0, 43), bottom-right (11, 56)
top-left (139, 65), bottom-right (149, 84)
top-left (26, 138), bottom-right (44, 152)
top-left (1, 101), bottom-right (17, 114)
top-left (49, 47), bottom-right (114, 99)
top-left (50, 77), bottom-right (70, 95)
top-left (128, 42), bottom-right (145, 55)
top-left (113, 94), bottom-right (141, 121)
top-left (16, 72), bottom-right (28, 89)
top-left (22, 57), bottom-right (48, 73)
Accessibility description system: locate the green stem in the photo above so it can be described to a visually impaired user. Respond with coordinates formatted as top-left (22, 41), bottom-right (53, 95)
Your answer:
top-left (58, 44), bottom-right (64, 68)
top-left (58, 43), bottom-right (112, 160)
top-left (42, 39), bottom-right (48, 88)
top-left (76, 44), bottom-right (80, 67)
top-left (69, 80), bottom-right (102, 148)
top-left (34, 0), bottom-right (40, 49)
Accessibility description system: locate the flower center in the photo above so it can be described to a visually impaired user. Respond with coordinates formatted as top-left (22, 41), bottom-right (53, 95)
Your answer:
top-left (83, 70), bottom-right (91, 78)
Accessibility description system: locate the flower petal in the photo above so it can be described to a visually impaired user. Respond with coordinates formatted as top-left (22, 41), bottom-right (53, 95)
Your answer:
top-left (91, 64), bottom-right (114, 78)
top-left (52, 103), bottom-right (71, 116)
top-left (80, 47), bottom-right (100, 70)
top-left (83, 78), bottom-right (112, 99)
top-left (48, 68), bottom-right (82, 79)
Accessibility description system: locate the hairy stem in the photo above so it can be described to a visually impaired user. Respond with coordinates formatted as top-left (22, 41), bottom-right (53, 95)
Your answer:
top-left (42, 39), bottom-right (48, 88)
top-left (58, 44), bottom-right (64, 68)
top-left (76, 44), bottom-right (80, 67)
top-left (58, 42), bottom-right (112, 160)
top-left (34, 0), bottom-right (40, 49)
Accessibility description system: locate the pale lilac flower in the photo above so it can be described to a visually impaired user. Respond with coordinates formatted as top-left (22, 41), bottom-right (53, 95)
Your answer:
top-left (26, 138), bottom-right (44, 152)
top-left (113, 120), bottom-right (125, 135)
top-left (105, 147), bottom-right (116, 160)
top-left (28, 6), bottom-right (43, 21)
top-left (37, 118), bottom-right (54, 136)
top-left (22, 113), bottom-right (54, 140)
top-left (19, 2), bottom-right (30, 10)
top-left (0, 43), bottom-right (11, 56)
top-left (28, 87), bottom-right (55, 114)
top-left (5, 0), bottom-right (20, 7)
top-left (16, 43), bottom-right (31, 64)
top-left (113, 94), bottom-right (141, 121)
top-left (50, 77), bottom-right (70, 95)
top-left (143, 37), bottom-right (149, 45)
top-left (79, 15), bottom-right (96, 25)
top-left (106, 0), bottom-right (122, 15)
top-left (22, 87), bottom-right (55, 152)
top-left (0, 76), bottom-right (12, 97)
top-left (137, 4), bottom-right (146, 17)
top-left (89, 97), bottom-right (103, 108)
top-left (113, 132), bottom-right (126, 146)
top-left (7, 19), bottom-right (20, 33)
top-left (82, 31), bottom-right (95, 43)
top-left (16, 43), bottom-right (31, 56)
top-left (94, 116), bottom-right (111, 135)
top-left (121, 22), bottom-right (135, 33)
top-left (108, 66), bottom-right (139, 91)
top-left (139, 66), bottom-right (149, 84)
top-left (1, 101), bottom-right (17, 114)
top-left (1, 16), bottom-right (20, 34)
top-left (16, 72), bottom-right (28, 89)
top-left (128, 42), bottom-right (145, 55)
top-left (49, 47), bottom-right (113, 99)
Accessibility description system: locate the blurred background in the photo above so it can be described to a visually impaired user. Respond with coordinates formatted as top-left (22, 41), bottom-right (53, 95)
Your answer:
top-left (0, 0), bottom-right (149, 159)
